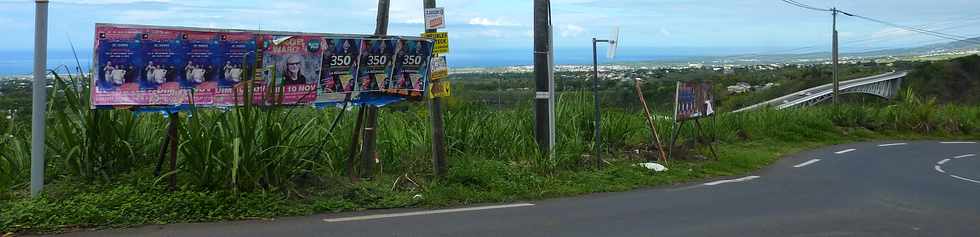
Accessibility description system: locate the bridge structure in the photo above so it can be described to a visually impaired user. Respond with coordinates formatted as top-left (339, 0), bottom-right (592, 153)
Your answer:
top-left (733, 71), bottom-right (908, 113)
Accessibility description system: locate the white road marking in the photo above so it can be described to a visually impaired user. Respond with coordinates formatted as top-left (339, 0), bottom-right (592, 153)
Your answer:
top-left (954, 154), bottom-right (976, 159)
top-left (934, 165), bottom-right (945, 173)
top-left (938, 159), bottom-right (951, 165)
top-left (835, 149), bottom-right (856, 154)
top-left (323, 203), bottom-right (535, 222)
top-left (703, 176), bottom-right (761, 186)
top-left (878, 143), bottom-right (907, 147)
top-left (940, 141), bottom-right (977, 144)
top-left (793, 159), bottom-right (821, 168)
top-left (950, 175), bottom-right (980, 184)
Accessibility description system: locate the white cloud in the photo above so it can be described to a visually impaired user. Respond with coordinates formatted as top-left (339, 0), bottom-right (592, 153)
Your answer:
top-left (659, 28), bottom-right (671, 37)
top-left (467, 17), bottom-right (516, 27)
top-left (559, 24), bottom-right (584, 38)
top-left (53, 0), bottom-right (173, 5)
top-left (871, 27), bottom-right (914, 39)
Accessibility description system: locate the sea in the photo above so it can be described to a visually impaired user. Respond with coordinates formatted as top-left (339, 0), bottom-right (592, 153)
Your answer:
top-left (0, 47), bottom-right (749, 76)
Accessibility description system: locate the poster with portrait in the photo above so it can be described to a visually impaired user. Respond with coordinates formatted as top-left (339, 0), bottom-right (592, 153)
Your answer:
top-left (389, 38), bottom-right (434, 99)
top-left (179, 30), bottom-right (220, 106)
top-left (92, 25), bottom-right (145, 108)
top-left (260, 35), bottom-right (323, 105)
top-left (317, 37), bottom-right (362, 105)
top-left (674, 81), bottom-right (715, 121)
top-left (213, 32), bottom-right (257, 106)
top-left (356, 38), bottom-right (397, 95)
top-left (141, 28), bottom-right (187, 105)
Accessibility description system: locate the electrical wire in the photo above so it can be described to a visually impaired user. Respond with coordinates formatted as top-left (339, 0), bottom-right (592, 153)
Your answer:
top-left (780, 0), bottom-right (830, 12)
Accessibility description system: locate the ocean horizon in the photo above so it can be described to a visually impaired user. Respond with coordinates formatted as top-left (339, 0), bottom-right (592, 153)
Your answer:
top-left (0, 46), bottom-right (770, 76)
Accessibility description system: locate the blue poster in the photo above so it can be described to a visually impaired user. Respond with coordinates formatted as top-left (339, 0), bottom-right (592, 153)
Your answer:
top-left (317, 37), bottom-right (362, 105)
top-left (390, 38), bottom-right (434, 99)
top-left (93, 25), bottom-right (147, 107)
top-left (140, 28), bottom-right (186, 105)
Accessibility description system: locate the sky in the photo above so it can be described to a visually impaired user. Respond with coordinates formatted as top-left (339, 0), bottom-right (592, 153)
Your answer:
top-left (1, 0), bottom-right (980, 70)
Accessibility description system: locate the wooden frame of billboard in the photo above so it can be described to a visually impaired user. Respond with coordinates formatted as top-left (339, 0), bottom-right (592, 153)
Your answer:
top-left (666, 81), bottom-right (719, 161)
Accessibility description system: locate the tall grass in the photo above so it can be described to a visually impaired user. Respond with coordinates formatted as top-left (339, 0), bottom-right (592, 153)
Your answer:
top-left (3, 70), bottom-right (979, 197)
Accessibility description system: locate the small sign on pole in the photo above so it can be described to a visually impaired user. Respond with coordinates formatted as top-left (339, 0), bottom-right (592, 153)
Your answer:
top-left (430, 56), bottom-right (448, 81)
top-left (425, 8), bottom-right (446, 30)
top-left (428, 56), bottom-right (450, 98)
top-left (428, 80), bottom-right (451, 98)
top-left (422, 32), bottom-right (449, 54)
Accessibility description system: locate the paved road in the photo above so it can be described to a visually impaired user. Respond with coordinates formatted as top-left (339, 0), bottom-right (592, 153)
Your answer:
top-left (733, 71), bottom-right (907, 112)
top-left (51, 141), bottom-right (980, 237)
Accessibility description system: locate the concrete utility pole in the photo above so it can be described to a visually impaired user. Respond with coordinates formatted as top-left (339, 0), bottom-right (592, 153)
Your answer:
top-left (424, 0), bottom-right (448, 177)
top-left (31, 0), bottom-right (49, 198)
top-left (532, 0), bottom-right (554, 154)
top-left (832, 8), bottom-right (839, 105)
top-left (361, 0), bottom-right (391, 179)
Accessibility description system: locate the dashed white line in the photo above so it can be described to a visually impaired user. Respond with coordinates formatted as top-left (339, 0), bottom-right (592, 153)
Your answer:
top-left (940, 141), bottom-right (977, 144)
top-left (835, 149), bottom-right (856, 154)
top-left (934, 165), bottom-right (945, 173)
top-left (793, 159), bottom-right (821, 168)
top-left (938, 159), bottom-right (951, 165)
top-left (878, 143), bottom-right (907, 147)
top-left (950, 175), bottom-right (980, 184)
top-left (703, 176), bottom-right (760, 186)
top-left (954, 154), bottom-right (976, 159)
top-left (323, 203), bottom-right (535, 222)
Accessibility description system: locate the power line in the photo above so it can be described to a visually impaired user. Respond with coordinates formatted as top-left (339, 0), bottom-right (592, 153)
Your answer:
top-left (843, 13), bottom-right (980, 45)
top-left (780, 0), bottom-right (830, 12)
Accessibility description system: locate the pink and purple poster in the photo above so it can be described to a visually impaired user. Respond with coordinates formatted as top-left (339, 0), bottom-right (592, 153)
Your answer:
top-left (260, 35), bottom-right (323, 105)
top-left (179, 30), bottom-right (220, 106)
top-left (213, 32), bottom-right (257, 106)
top-left (140, 28), bottom-right (186, 105)
top-left (92, 25), bottom-right (145, 108)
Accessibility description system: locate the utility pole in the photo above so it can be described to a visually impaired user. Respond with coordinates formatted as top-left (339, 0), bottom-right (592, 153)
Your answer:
top-left (31, 0), bottom-right (49, 198)
top-left (532, 0), bottom-right (554, 154)
top-left (832, 8), bottom-right (839, 105)
top-left (360, 0), bottom-right (390, 180)
top-left (425, 0), bottom-right (448, 177)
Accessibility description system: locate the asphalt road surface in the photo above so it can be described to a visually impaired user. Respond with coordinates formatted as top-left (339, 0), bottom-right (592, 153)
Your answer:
top-left (50, 140), bottom-right (980, 237)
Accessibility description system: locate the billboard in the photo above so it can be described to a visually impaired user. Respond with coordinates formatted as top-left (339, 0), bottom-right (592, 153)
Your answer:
top-left (91, 24), bottom-right (437, 109)
top-left (674, 81), bottom-right (715, 121)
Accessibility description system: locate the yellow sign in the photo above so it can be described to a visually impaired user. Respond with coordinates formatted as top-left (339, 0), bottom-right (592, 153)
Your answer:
top-left (428, 80), bottom-right (451, 98)
top-left (422, 32), bottom-right (449, 54)
top-left (430, 56), bottom-right (448, 81)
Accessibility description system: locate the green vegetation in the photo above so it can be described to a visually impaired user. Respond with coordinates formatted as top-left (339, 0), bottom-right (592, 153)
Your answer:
top-left (1, 56), bottom-right (979, 234)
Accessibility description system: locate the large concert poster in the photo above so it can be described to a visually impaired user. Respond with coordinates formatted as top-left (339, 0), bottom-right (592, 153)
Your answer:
top-left (356, 38), bottom-right (397, 94)
top-left (180, 30), bottom-right (220, 106)
top-left (389, 38), bottom-right (434, 98)
top-left (260, 35), bottom-right (323, 105)
top-left (213, 32), bottom-right (257, 106)
top-left (317, 37), bottom-right (362, 105)
top-left (140, 28), bottom-right (187, 105)
top-left (92, 25), bottom-right (144, 108)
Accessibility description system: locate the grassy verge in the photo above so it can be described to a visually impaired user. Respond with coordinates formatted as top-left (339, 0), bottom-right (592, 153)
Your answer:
top-left (1, 131), bottom-right (974, 234)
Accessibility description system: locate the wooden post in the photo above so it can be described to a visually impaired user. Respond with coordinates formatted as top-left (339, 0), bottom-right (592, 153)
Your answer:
top-left (358, 0), bottom-right (390, 180)
top-left (347, 108), bottom-right (366, 182)
top-left (425, 0), bottom-right (448, 177)
top-left (633, 79), bottom-right (668, 163)
top-left (168, 111), bottom-right (179, 190)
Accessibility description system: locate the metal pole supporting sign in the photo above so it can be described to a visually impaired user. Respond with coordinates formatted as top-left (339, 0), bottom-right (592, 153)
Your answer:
top-left (31, 0), bottom-right (50, 198)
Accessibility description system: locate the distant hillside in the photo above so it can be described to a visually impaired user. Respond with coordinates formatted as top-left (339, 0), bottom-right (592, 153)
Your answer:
top-left (898, 55), bottom-right (980, 104)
